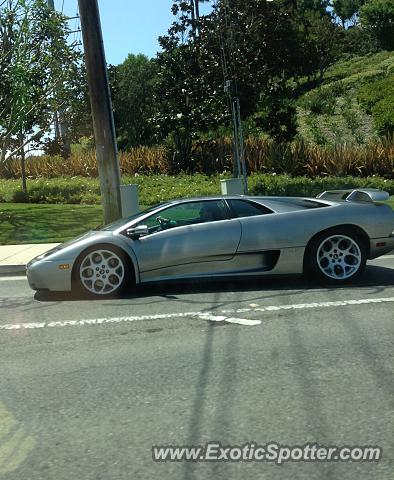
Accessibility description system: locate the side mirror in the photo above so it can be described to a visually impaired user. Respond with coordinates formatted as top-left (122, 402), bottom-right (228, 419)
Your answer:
top-left (126, 225), bottom-right (149, 239)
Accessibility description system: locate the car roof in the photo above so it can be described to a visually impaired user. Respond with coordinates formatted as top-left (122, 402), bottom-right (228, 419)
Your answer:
top-left (167, 195), bottom-right (332, 210)
top-left (168, 194), bottom-right (323, 202)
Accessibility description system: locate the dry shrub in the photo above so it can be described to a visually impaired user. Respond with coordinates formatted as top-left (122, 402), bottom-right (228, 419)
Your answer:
top-left (120, 146), bottom-right (170, 174)
top-left (305, 138), bottom-right (394, 178)
top-left (0, 136), bottom-right (393, 179)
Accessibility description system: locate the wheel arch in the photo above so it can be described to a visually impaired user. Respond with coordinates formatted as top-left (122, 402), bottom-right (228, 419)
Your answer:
top-left (71, 242), bottom-right (138, 286)
top-left (303, 224), bottom-right (370, 272)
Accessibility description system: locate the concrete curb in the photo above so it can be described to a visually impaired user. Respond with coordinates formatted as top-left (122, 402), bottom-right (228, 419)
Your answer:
top-left (0, 265), bottom-right (27, 276)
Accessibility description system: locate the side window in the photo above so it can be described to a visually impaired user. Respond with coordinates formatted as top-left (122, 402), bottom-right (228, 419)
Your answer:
top-left (138, 200), bottom-right (228, 234)
top-left (228, 199), bottom-right (273, 218)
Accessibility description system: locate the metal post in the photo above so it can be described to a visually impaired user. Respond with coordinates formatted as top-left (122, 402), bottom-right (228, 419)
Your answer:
top-left (231, 98), bottom-right (241, 179)
top-left (47, 0), bottom-right (71, 157)
top-left (19, 131), bottom-right (27, 193)
top-left (236, 98), bottom-right (248, 194)
top-left (78, 0), bottom-right (122, 223)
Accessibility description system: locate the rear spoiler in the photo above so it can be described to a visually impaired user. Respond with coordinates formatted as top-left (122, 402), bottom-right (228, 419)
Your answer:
top-left (317, 188), bottom-right (390, 203)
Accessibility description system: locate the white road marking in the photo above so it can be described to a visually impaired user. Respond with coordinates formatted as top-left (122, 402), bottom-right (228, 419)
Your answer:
top-left (0, 312), bottom-right (198, 331)
top-left (222, 297), bottom-right (394, 314)
top-left (1, 297), bottom-right (394, 332)
top-left (198, 313), bottom-right (262, 326)
top-left (225, 318), bottom-right (262, 326)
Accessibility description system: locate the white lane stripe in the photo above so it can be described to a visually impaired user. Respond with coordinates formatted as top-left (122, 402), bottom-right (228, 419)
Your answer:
top-left (1, 297), bottom-right (393, 331)
top-left (0, 312), bottom-right (199, 330)
top-left (222, 297), bottom-right (394, 313)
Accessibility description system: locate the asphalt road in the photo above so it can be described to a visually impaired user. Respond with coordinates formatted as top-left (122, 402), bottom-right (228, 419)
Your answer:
top-left (0, 256), bottom-right (394, 480)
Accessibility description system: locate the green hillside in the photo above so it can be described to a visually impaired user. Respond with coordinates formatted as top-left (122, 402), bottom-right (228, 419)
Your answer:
top-left (297, 51), bottom-right (394, 145)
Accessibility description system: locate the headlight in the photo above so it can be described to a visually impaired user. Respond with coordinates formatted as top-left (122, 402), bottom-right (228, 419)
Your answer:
top-left (38, 245), bottom-right (64, 259)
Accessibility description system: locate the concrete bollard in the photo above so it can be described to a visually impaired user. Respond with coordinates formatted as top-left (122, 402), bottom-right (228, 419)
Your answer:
top-left (220, 178), bottom-right (245, 195)
top-left (120, 184), bottom-right (139, 217)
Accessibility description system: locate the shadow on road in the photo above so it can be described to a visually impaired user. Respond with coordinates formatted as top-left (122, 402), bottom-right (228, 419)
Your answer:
top-left (34, 264), bottom-right (394, 304)
top-left (180, 288), bottom-right (241, 480)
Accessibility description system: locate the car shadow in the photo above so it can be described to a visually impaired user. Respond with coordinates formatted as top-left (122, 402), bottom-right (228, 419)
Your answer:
top-left (34, 264), bottom-right (394, 303)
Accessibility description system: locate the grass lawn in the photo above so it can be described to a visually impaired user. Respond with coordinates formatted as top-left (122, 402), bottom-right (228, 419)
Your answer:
top-left (0, 204), bottom-right (104, 245)
top-left (1, 198), bottom-right (393, 245)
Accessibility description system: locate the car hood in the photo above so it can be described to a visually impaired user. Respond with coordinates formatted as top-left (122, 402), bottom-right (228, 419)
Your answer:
top-left (33, 230), bottom-right (114, 261)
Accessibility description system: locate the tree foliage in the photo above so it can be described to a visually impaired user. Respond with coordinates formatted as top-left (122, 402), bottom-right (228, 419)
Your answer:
top-left (360, 0), bottom-right (394, 50)
top-left (109, 54), bottom-right (157, 149)
top-left (333, 0), bottom-right (363, 26)
top-left (0, 0), bottom-right (83, 162)
top-left (154, 0), bottom-right (305, 145)
top-left (3, 0), bottom-right (388, 165)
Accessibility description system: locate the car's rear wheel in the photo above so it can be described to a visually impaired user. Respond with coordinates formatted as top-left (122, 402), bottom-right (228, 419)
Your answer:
top-left (305, 229), bottom-right (367, 284)
top-left (73, 246), bottom-right (132, 298)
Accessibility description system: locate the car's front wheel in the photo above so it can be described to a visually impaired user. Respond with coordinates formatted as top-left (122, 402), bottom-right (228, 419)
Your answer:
top-left (73, 246), bottom-right (132, 298)
top-left (305, 229), bottom-right (367, 284)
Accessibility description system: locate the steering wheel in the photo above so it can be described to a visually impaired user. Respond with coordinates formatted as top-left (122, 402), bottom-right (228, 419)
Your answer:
top-left (156, 215), bottom-right (170, 227)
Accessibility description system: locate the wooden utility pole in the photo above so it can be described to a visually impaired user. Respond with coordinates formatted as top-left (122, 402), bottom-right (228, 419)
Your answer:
top-left (78, 0), bottom-right (121, 223)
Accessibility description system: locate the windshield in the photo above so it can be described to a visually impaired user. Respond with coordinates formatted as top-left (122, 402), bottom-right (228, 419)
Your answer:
top-left (100, 202), bottom-right (171, 231)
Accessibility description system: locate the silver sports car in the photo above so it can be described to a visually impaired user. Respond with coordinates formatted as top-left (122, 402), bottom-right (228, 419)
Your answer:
top-left (27, 188), bottom-right (394, 297)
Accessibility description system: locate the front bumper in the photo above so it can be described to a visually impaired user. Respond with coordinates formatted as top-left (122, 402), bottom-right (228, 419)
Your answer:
top-left (369, 235), bottom-right (394, 259)
top-left (27, 258), bottom-right (73, 292)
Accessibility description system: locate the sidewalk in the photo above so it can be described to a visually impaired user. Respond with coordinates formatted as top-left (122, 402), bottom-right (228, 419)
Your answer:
top-left (0, 243), bottom-right (60, 275)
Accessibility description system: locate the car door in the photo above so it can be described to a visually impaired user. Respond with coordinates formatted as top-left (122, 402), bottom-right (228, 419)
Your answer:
top-left (131, 200), bottom-right (242, 281)
top-left (224, 198), bottom-right (283, 272)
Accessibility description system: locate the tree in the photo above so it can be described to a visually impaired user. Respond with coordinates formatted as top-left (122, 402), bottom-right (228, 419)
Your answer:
top-left (152, 0), bottom-right (345, 154)
top-left (298, 11), bottom-right (344, 82)
top-left (333, 0), bottom-right (363, 27)
top-left (110, 54), bottom-right (157, 149)
top-left (295, 0), bottom-right (330, 16)
top-left (155, 0), bottom-right (302, 136)
top-left (253, 87), bottom-right (298, 142)
top-left (0, 0), bottom-right (83, 163)
top-left (43, 64), bottom-right (93, 156)
top-left (360, 0), bottom-right (394, 50)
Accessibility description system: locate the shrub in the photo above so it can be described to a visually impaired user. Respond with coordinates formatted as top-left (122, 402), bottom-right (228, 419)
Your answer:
top-left (358, 75), bottom-right (394, 112)
top-left (372, 96), bottom-right (394, 136)
top-left (12, 190), bottom-right (29, 203)
top-left (251, 174), bottom-right (394, 197)
top-left (302, 88), bottom-right (337, 115)
top-left (1, 174), bottom-right (393, 206)
top-left (358, 75), bottom-right (394, 136)
top-left (0, 135), bottom-right (393, 181)
top-left (80, 192), bottom-right (101, 205)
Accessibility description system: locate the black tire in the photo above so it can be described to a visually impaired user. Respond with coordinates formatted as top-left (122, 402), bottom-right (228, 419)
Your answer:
top-left (304, 228), bottom-right (367, 284)
top-left (72, 245), bottom-right (133, 298)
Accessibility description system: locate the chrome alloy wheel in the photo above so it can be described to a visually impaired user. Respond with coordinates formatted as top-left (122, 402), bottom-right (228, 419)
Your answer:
top-left (79, 249), bottom-right (125, 295)
top-left (316, 235), bottom-right (362, 280)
